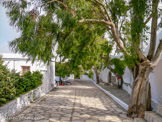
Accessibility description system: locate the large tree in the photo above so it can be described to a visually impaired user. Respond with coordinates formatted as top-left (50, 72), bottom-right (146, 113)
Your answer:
top-left (3, 0), bottom-right (162, 118)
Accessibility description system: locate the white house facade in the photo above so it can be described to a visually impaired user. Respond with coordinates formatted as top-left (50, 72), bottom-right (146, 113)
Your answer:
top-left (0, 53), bottom-right (56, 94)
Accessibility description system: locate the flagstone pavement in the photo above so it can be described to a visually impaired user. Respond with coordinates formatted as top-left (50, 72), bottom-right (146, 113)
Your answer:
top-left (7, 79), bottom-right (133, 122)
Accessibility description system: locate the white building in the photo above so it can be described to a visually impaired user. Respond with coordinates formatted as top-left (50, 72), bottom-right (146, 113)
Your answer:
top-left (0, 53), bottom-right (56, 93)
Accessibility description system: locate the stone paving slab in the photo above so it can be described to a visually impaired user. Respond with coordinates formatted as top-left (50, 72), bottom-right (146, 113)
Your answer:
top-left (6, 79), bottom-right (133, 122)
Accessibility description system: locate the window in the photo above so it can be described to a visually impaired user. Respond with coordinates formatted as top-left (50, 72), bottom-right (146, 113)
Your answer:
top-left (22, 66), bottom-right (30, 75)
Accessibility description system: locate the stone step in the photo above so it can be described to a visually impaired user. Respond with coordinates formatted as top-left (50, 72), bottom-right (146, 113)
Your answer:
top-left (145, 111), bottom-right (162, 122)
top-left (134, 118), bottom-right (147, 122)
top-left (156, 105), bottom-right (162, 116)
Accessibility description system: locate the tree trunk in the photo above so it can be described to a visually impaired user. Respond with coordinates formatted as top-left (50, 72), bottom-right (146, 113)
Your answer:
top-left (59, 56), bottom-right (62, 84)
top-left (95, 69), bottom-right (100, 84)
top-left (108, 71), bottom-right (112, 83)
top-left (128, 64), bottom-right (152, 118)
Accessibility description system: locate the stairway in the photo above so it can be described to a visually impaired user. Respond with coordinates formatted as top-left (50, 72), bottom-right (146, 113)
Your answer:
top-left (134, 105), bottom-right (162, 122)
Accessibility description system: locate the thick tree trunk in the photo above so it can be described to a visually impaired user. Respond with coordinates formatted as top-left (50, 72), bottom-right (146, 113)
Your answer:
top-left (95, 69), bottom-right (100, 84)
top-left (128, 64), bottom-right (152, 118)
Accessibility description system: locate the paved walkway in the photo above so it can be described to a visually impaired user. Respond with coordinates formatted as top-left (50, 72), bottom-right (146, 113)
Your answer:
top-left (98, 83), bottom-right (130, 105)
top-left (8, 80), bottom-right (133, 122)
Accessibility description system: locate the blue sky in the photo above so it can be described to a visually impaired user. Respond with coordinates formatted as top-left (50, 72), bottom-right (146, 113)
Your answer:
top-left (0, 4), bottom-right (20, 53)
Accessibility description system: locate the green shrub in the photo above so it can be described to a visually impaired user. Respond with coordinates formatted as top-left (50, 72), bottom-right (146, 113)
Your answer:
top-left (0, 57), bottom-right (43, 106)
top-left (0, 98), bottom-right (7, 103)
top-left (88, 70), bottom-right (94, 78)
top-left (15, 71), bottom-right (43, 95)
top-left (0, 58), bottom-right (17, 102)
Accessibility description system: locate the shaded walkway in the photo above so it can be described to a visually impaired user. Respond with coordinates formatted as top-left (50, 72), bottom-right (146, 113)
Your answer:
top-left (98, 83), bottom-right (130, 105)
top-left (8, 79), bottom-right (133, 122)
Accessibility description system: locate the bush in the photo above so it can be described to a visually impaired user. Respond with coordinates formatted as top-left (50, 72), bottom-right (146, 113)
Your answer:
top-left (16, 71), bottom-right (43, 95)
top-left (88, 70), bottom-right (94, 79)
top-left (0, 98), bottom-right (7, 103)
top-left (0, 57), bottom-right (43, 106)
top-left (0, 58), bottom-right (17, 101)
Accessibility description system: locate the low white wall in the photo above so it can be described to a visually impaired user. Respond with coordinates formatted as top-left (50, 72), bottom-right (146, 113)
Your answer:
top-left (122, 84), bottom-right (132, 95)
top-left (0, 84), bottom-right (54, 122)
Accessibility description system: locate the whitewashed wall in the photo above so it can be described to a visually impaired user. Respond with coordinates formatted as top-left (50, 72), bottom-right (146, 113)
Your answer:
top-left (1, 53), bottom-right (47, 75)
top-left (1, 53), bottom-right (56, 93)
top-left (122, 67), bottom-right (133, 85)
top-left (99, 68), bottom-right (109, 83)
top-left (80, 75), bottom-right (92, 80)
top-left (150, 59), bottom-right (162, 105)
top-left (41, 61), bottom-right (56, 93)
top-left (0, 86), bottom-right (44, 122)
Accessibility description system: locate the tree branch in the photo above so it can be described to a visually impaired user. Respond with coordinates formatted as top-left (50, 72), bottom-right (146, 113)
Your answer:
top-left (100, 53), bottom-right (107, 59)
top-left (41, 0), bottom-right (74, 15)
top-left (120, 36), bottom-right (126, 47)
top-left (110, 24), bottom-right (127, 54)
top-left (133, 43), bottom-right (147, 61)
top-left (147, 0), bottom-right (159, 60)
top-left (87, 0), bottom-right (112, 22)
top-left (151, 39), bottom-right (162, 67)
top-left (144, 14), bottom-right (152, 25)
top-left (79, 19), bottom-right (113, 26)
top-left (97, 4), bottom-right (108, 21)
top-left (79, 18), bottom-right (128, 55)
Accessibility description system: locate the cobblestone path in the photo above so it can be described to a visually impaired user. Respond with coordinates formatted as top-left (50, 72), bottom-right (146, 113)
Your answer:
top-left (8, 80), bottom-right (133, 122)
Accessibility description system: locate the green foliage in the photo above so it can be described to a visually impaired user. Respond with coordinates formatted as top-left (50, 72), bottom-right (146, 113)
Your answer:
top-left (3, 0), bottom-right (160, 83)
top-left (130, 0), bottom-right (148, 44)
top-left (55, 62), bottom-right (71, 78)
top-left (111, 58), bottom-right (126, 75)
top-left (88, 70), bottom-right (94, 79)
top-left (109, 0), bottom-right (129, 24)
top-left (0, 57), bottom-right (43, 106)
top-left (0, 58), bottom-right (17, 101)
top-left (0, 98), bottom-right (7, 103)
top-left (16, 71), bottom-right (43, 96)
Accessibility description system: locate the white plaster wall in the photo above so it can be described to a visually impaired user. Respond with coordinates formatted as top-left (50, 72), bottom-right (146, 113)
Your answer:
top-left (3, 59), bottom-right (47, 75)
top-left (122, 67), bottom-right (133, 85)
top-left (41, 61), bottom-right (56, 93)
top-left (80, 75), bottom-right (91, 80)
top-left (122, 84), bottom-right (132, 95)
top-left (150, 59), bottom-right (162, 105)
top-left (99, 68), bottom-right (109, 83)
top-left (92, 68), bottom-right (116, 83)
